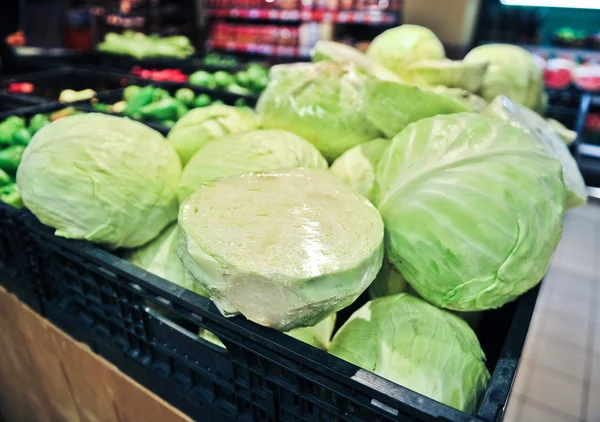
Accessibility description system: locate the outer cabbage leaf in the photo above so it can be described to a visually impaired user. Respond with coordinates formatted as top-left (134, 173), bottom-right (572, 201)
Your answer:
top-left (178, 168), bottom-right (384, 331)
top-left (547, 118), bottom-right (577, 145)
top-left (179, 129), bottom-right (327, 202)
top-left (286, 313), bottom-right (336, 350)
top-left (367, 259), bottom-right (409, 299)
top-left (167, 105), bottom-right (259, 165)
top-left (483, 96), bottom-right (587, 209)
top-left (17, 113), bottom-right (181, 249)
top-left (406, 60), bottom-right (489, 92)
top-left (329, 138), bottom-right (389, 202)
top-left (125, 224), bottom-right (207, 296)
top-left (311, 40), bottom-right (401, 82)
top-left (366, 25), bottom-right (445, 80)
top-left (375, 113), bottom-right (566, 311)
top-left (422, 85), bottom-right (488, 112)
top-left (256, 62), bottom-right (382, 161)
top-left (464, 44), bottom-right (543, 109)
top-left (364, 79), bottom-right (471, 138)
top-left (329, 294), bottom-right (490, 413)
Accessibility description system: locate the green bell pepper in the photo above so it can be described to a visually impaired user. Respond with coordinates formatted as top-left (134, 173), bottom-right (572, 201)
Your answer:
top-left (0, 183), bottom-right (23, 209)
top-left (0, 168), bottom-right (12, 187)
top-left (153, 88), bottom-right (171, 101)
top-left (193, 94), bottom-right (212, 108)
top-left (123, 85), bottom-right (142, 102)
top-left (4, 116), bottom-right (25, 129)
top-left (189, 71), bottom-right (214, 88)
top-left (0, 145), bottom-right (25, 173)
top-left (174, 99), bottom-right (189, 119)
top-left (0, 121), bottom-right (21, 146)
top-left (12, 128), bottom-right (31, 146)
top-left (214, 71), bottom-right (235, 88)
top-left (29, 114), bottom-right (49, 135)
top-left (124, 86), bottom-right (156, 117)
top-left (139, 97), bottom-right (179, 121)
top-left (175, 88), bottom-right (195, 106)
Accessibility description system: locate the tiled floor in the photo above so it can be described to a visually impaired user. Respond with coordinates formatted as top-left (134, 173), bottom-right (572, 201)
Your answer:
top-left (504, 200), bottom-right (600, 422)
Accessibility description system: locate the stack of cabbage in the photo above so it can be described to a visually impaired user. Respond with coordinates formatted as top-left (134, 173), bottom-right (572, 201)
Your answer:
top-left (15, 24), bottom-right (585, 416)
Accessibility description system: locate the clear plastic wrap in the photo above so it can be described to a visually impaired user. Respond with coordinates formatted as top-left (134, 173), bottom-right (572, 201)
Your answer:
top-left (177, 168), bottom-right (384, 331)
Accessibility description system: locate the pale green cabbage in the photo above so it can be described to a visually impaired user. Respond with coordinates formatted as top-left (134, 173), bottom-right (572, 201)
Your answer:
top-left (548, 118), bottom-right (577, 145)
top-left (483, 96), bottom-right (586, 209)
top-left (256, 62), bottom-right (382, 161)
top-left (368, 259), bottom-right (409, 299)
top-left (406, 60), bottom-right (489, 92)
top-left (375, 113), bottom-right (566, 311)
top-left (366, 25), bottom-right (445, 80)
top-left (287, 313), bottom-right (336, 350)
top-left (167, 105), bottom-right (259, 166)
top-left (17, 113), bottom-right (181, 249)
top-left (177, 168), bottom-right (384, 331)
top-left (311, 40), bottom-right (401, 82)
top-left (464, 44), bottom-right (543, 109)
top-left (179, 129), bottom-right (328, 202)
top-left (423, 86), bottom-right (488, 112)
top-left (364, 79), bottom-right (472, 138)
top-left (125, 224), bottom-right (207, 296)
top-left (329, 138), bottom-right (389, 202)
top-left (329, 294), bottom-right (490, 413)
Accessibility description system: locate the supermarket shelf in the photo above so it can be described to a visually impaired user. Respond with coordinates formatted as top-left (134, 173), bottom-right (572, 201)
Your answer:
top-left (205, 8), bottom-right (398, 24)
top-left (207, 40), bottom-right (311, 58)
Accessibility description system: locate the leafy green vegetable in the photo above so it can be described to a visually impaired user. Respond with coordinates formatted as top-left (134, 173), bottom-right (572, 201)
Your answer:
top-left (363, 79), bottom-right (471, 138)
top-left (125, 224), bottom-right (207, 296)
top-left (17, 113), bottom-right (181, 249)
top-left (483, 96), bottom-right (587, 209)
top-left (375, 113), bottom-right (566, 311)
top-left (406, 60), bottom-right (489, 92)
top-left (329, 294), bottom-right (490, 413)
top-left (179, 129), bottom-right (328, 202)
top-left (177, 168), bottom-right (384, 331)
top-left (167, 105), bottom-right (259, 166)
top-left (464, 44), bottom-right (543, 109)
top-left (367, 260), bottom-right (409, 299)
top-left (366, 25), bottom-right (445, 81)
top-left (547, 118), bottom-right (577, 145)
top-left (257, 62), bottom-right (382, 161)
top-left (287, 313), bottom-right (336, 350)
top-left (329, 138), bottom-right (389, 202)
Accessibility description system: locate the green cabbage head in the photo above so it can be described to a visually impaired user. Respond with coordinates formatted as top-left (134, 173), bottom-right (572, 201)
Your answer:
top-left (177, 168), bottom-right (384, 331)
top-left (405, 60), bottom-right (489, 92)
top-left (483, 96), bottom-right (587, 209)
top-left (329, 294), bottom-right (490, 413)
top-left (167, 105), bottom-right (259, 165)
top-left (125, 224), bottom-right (207, 296)
top-left (366, 25), bottom-right (445, 80)
top-left (287, 313), bottom-right (336, 350)
top-left (311, 40), bottom-right (401, 82)
top-left (375, 113), bottom-right (566, 311)
top-left (329, 138), bottom-right (389, 202)
top-left (17, 113), bottom-right (181, 249)
top-left (179, 129), bottom-right (327, 202)
top-left (256, 62), bottom-right (382, 161)
top-left (464, 44), bottom-right (543, 109)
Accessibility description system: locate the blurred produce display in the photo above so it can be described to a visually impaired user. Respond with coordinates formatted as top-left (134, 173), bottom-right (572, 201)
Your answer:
top-left (97, 31), bottom-right (195, 59)
top-left (92, 85), bottom-right (252, 127)
top-left (188, 63), bottom-right (269, 94)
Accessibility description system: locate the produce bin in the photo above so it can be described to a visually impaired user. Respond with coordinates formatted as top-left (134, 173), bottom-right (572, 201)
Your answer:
top-left (0, 102), bottom-right (540, 422)
top-left (0, 67), bottom-right (138, 103)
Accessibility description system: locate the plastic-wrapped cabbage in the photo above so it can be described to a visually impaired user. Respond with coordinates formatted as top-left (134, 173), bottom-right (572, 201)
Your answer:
top-left (17, 113), bottom-right (181, 249)
top-left (364, 79), bottom-right (471, 138)
top-left (329, 294), bottom-right (490, 413)
top-left (287, 313), bottom-right (336, 350)
top-left (375, 113), bottom-right (565, 311)
top-left (406, 60), bottom-right (489, 92)
top-left (366, 25), bottom-right (445, 80)
top-left (548, 118), bottom-right (577, 145)
top-left (167, 105), bottom-right (259, 165)
top-left (178, 129), bottom-right (328, 202)
top-left (125, 224), bottom-right (207, 296)
top-left (311, 41), bottom-right (401, 82)
top-left (464, 44), bottom-right (543, 109)
top-left (256, 62), bottom-right (382, 161)
top-left (423, 86), bottom-right (488, 112)
top-left (368, 259), bottom-right (409, 299)
top-left (177, 168), bottom-right (384, 331)
top-left (329, 138), bottom-right (389, 202)
top-left (483, 96), bottom-right (587, 209)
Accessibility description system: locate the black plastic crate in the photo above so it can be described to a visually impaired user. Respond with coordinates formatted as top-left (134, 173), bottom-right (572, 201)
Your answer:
top-left (17, 203), bottom-right (538, 422)
top-left (0, 67), bottom-right (139, 103)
